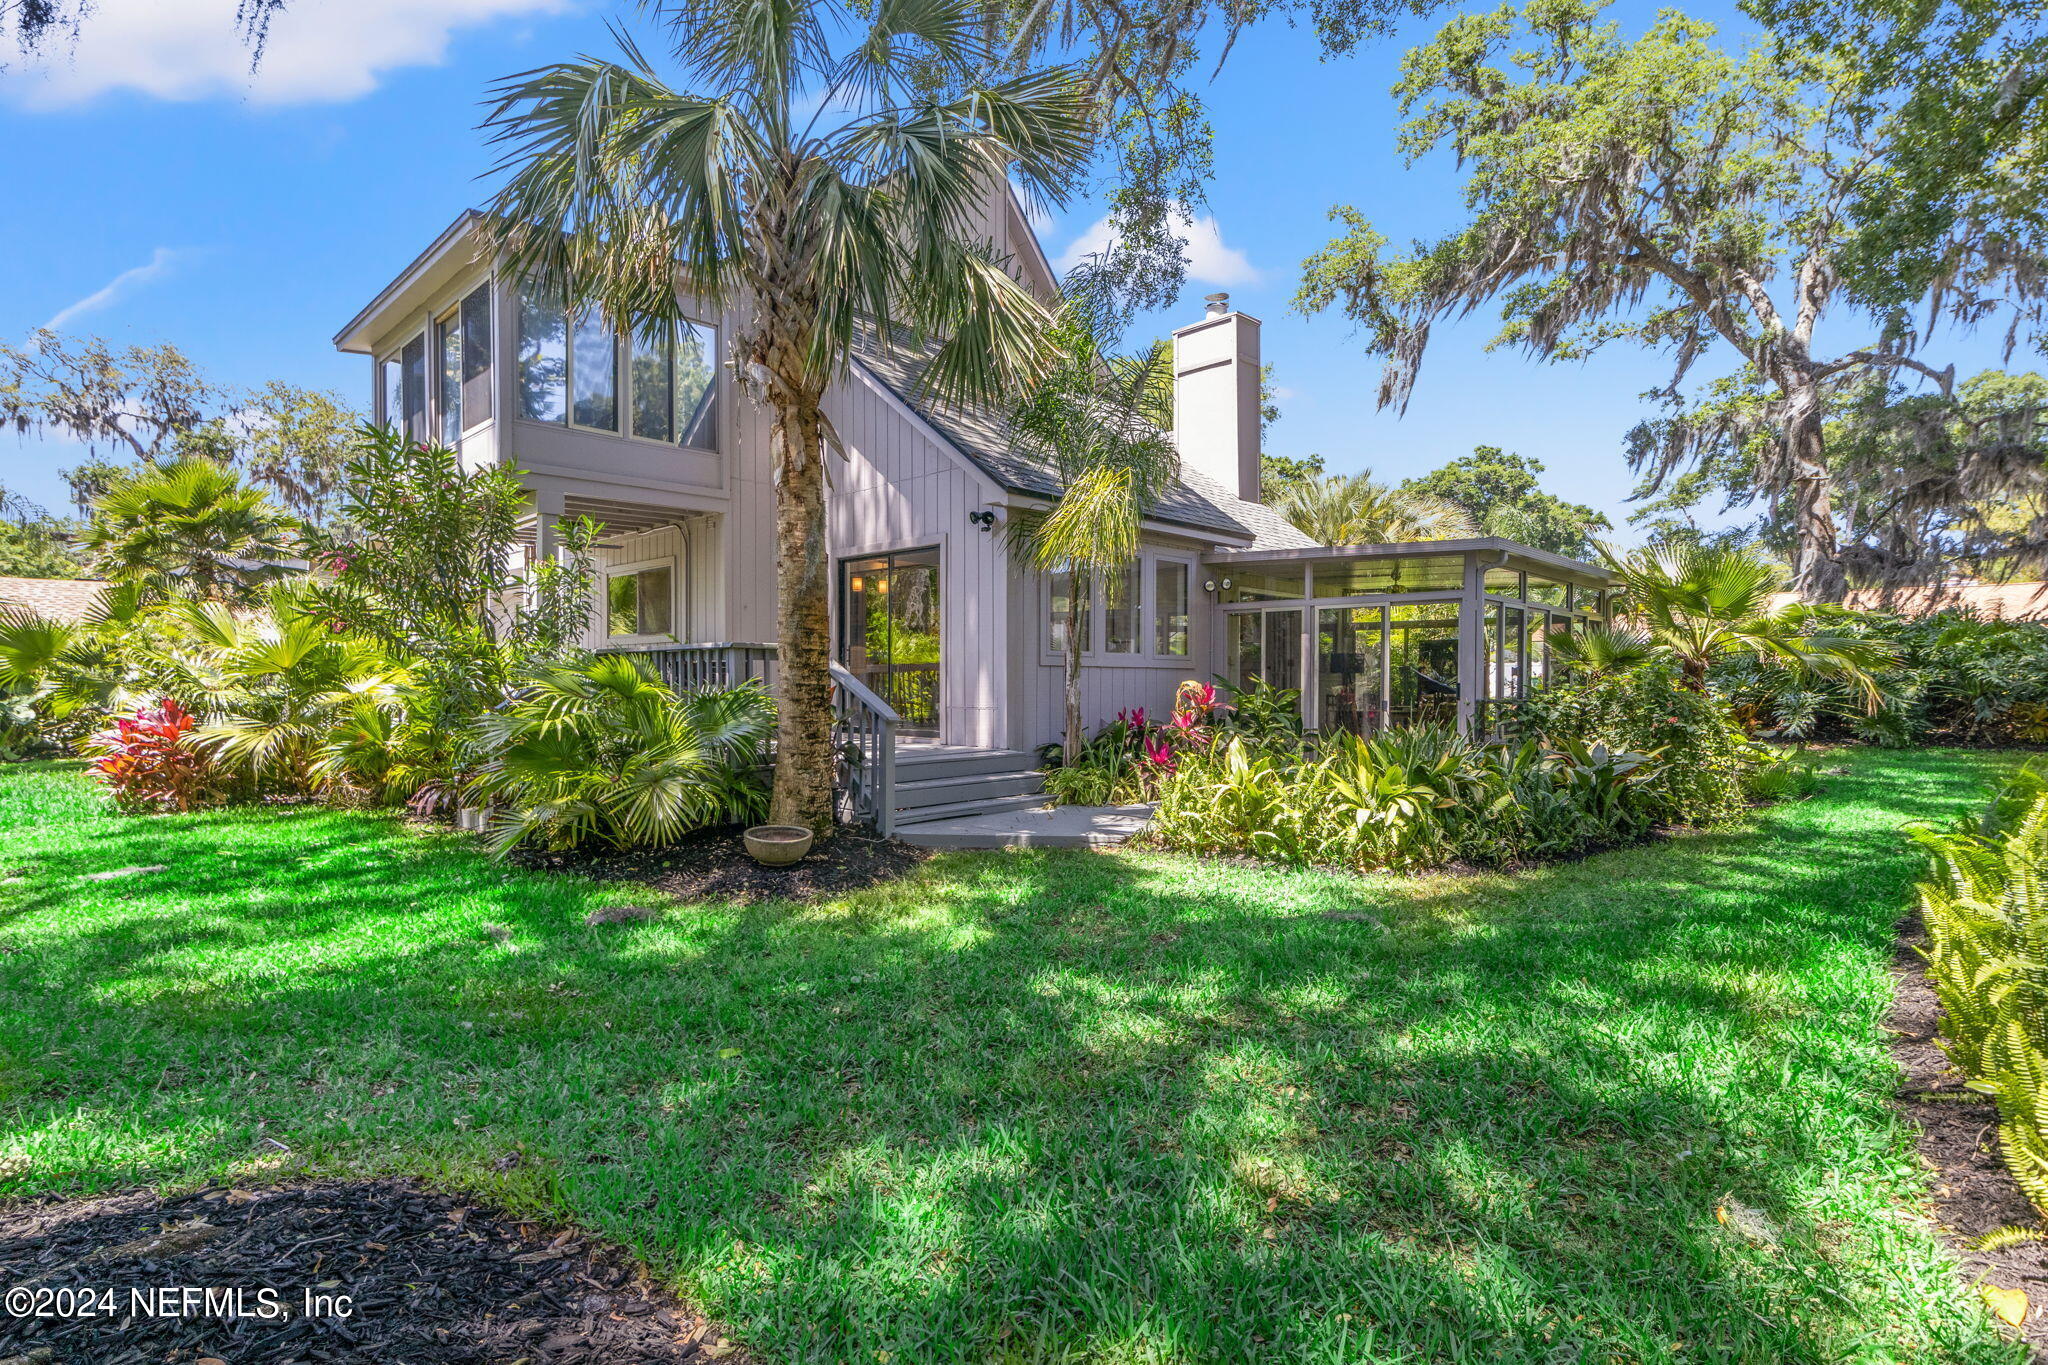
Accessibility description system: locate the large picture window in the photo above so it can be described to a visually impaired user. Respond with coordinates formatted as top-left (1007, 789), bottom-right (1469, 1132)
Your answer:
top-left (516, 290), bottom-right (717, 450)
top-left (1046, 555), bottom-right (1192, 660)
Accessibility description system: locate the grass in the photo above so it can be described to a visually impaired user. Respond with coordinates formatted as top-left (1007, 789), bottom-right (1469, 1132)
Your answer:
top-left (0, 749), bottom-right (2030, 1363)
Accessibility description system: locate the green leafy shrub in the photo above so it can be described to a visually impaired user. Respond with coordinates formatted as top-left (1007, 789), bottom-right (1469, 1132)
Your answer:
top-left (1515, 665), bottom-right (1757, 827)
top-left (1910, 765), bottom-right (2048, 1215)
top-left (470, 655), bottom-right (774, 855)
top-left (1041, 682), bottom-right (1220, 807)
top-left (1719, 608), bottom-right (2048, 746)
top-left (1150, 724), bottom-right (1659, 871)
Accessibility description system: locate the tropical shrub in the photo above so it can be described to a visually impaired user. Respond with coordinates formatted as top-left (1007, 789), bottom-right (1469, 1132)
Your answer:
top-left (469, 656), bottom-right (774, 856)
top-left (1150, 724), bottom-right (1659, 871)
top-left (1514, 664), bottom-right (1758, 827)
top-left (1217, 676), bottom-right (1303, 746)
top-left (1041, 682), bottom-right (1220, 806)
top-left (1910, 765), bottom-right (2048, 1217)
top-left (1719, 607), bottom-right (2048, 746)
top-left (85, 698), bottom-right (231, 812)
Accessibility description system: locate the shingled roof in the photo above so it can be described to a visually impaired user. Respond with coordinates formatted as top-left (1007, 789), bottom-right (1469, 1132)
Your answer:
top-left (850, 334), bottom-right (1316, 551)
top-left (0, 576), bottom-right (107, 623)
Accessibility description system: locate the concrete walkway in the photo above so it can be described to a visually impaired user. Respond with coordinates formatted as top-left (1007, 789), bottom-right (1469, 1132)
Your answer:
top-left (896, 803), bottom-right (1155, 849)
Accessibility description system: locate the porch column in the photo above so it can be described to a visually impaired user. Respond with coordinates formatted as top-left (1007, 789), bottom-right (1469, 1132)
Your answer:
top-left (533, 486), bottom-right (566, 566)
top-left (1458, 551), bottom-right (1485, 734)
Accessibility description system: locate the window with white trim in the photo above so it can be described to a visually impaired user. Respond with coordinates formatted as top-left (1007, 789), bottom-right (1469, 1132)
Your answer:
top-left (1046, 553), bottom-right (1195, 660)
top-left (606, 560), bottom-right (676, 639)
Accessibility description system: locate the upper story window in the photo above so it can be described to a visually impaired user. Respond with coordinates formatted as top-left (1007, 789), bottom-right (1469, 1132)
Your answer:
top-left (517, 286), bottom-right (719, 451)
top-left (435, 283), bottom-right (493, 444)
top-left (378, 333), bottom-right (427, 439)
top-left (571, 308), bottom-right (617, 431)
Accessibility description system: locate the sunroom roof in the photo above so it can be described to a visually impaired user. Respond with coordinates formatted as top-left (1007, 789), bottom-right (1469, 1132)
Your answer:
top-left (1200, 537), bottom-right (1619, 588)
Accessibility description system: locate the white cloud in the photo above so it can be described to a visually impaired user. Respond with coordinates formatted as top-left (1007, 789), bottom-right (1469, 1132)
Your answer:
top-left (42, 247), bottom-right (189, 331)
top-left (7, 0), bottom-right (569, 108)
top-left (1052, 209), bottom-right (1261, 287)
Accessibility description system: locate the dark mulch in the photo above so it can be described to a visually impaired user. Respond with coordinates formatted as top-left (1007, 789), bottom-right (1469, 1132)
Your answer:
top-left (1890, 916), bottom-right (2048, 1358)
top-left (0, 1178), bottom-right (751, 1365)
top-left (516, 825), bottom-right (930, 904)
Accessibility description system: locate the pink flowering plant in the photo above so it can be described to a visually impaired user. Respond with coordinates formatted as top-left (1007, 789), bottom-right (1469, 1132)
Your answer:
top-left (1041, 680), bottom-right (1222, 805)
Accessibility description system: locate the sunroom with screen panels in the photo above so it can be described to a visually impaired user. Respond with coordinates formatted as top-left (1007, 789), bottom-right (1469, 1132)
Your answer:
top-left (1200, 539), bottom-right (1621, 736)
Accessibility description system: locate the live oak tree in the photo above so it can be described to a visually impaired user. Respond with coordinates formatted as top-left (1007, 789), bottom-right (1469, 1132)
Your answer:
top-left (1401, 447), bottom-right (1608, 558)
top-left (481, 0), bottom-right (1092, 835)
top-left (4, 0), bottom-right (285, 64)
top-left (0, 333), bottom-right (358, 527)
top-left (1295, 0), bottom-right (2048, 601)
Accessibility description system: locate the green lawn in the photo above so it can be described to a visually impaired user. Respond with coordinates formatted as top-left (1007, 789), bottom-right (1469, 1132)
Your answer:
top-left (0, 750), bottom-right (2029, 1363)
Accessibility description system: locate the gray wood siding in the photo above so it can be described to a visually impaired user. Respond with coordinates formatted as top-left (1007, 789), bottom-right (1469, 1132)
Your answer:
top-left (824, 371), bottom-right (1008, 748)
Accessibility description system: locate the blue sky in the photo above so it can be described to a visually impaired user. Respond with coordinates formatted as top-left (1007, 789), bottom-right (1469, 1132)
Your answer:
top-left (1, 0), bottom-right (2037, 535)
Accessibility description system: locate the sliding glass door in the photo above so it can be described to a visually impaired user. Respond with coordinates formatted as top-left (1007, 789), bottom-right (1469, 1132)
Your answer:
top-left (839, 548), bottom-right (941, 737)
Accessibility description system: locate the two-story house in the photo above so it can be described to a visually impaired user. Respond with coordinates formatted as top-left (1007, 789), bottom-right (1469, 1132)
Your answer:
top-left (333, 181), bottom-right (1618, 841)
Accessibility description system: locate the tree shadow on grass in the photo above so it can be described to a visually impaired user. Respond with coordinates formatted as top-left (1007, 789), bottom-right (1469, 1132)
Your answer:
top-left (0, 751), bottom-right (2029, 1364)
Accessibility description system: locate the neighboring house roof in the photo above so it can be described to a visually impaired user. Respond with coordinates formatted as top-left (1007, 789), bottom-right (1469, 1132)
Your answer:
top-left (1767, 582), bottom-right (2048, 620)
top-left (851, 334), bottom-right (1316, 550)
top-left (0, 576), bottom-right (107, 623)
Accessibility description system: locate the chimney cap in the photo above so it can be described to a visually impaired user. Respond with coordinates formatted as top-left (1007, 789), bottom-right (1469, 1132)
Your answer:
top-left (1203, 292), bottom-right (1230, 316)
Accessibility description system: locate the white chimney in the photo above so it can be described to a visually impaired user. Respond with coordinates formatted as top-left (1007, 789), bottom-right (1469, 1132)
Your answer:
top-left (1171, 293), bottom-right (1262, 504)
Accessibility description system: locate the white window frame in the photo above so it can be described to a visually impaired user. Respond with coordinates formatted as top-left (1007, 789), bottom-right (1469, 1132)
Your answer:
top-left (603, 554), bottom-right (681, 643)
top-left (513, 287), bottom-right (722, 454)
top-left (1042, 550), bottom-right (1199, 664)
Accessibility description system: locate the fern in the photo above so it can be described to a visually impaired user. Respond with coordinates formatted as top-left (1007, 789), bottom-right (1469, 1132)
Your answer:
top-left (1970, 1226), bottom-right (2045, 1252)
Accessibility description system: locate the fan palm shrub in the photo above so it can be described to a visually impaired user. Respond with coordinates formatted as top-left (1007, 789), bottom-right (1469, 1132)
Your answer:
top-left (1274, 471), bottom-right (1477, 547)
top-left (163, 587), bottom-right (405, 796)
top-left (1593, 541), bottom-right (1891, 704)
top-left (83, 456), bottom-right (299, 605)
top-left (479, 0), bottom-right (1092, 833)
top-left (470, 654), bottom-right (775, 856)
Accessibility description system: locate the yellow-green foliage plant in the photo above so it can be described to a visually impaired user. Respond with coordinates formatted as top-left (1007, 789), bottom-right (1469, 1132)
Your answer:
top-left (1912, 767), bottom-right (2048, 1214)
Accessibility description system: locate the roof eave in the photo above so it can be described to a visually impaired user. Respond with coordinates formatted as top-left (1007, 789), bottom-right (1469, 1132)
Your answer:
top-left (332, 209), bottom-right (487, 355)
top-left (1201, 536), bottom-right (1619, 584)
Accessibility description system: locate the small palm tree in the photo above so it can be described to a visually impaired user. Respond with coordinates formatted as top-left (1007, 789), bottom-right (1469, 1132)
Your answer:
top-left (1007, 311), bottom-right (1178, 763)
top-left (84, 457), bottom-right (298, 605)
top-left (166, 586), bottom-right (400, 794)
top-left (1276, 471), bottom-right (1476, 547)
top-left (480, 0), bottom-right (1091, 835)
top-left (1597, 542), bottom-right (1891, 706)
top-left (469, 653), bottom-right (776, 855)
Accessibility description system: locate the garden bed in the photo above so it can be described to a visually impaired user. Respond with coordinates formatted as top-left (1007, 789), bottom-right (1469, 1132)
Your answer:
top-left (1890, 915), bottom-right (2048, 1354)
top-left (513, 824), bottom-right (930, 904)
top-left (0, 1178), bottom-right (747, 1365)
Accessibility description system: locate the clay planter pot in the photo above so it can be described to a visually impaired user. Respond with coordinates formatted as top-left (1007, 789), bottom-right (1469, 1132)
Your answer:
top-left (744, 824), bottom-right (814, 866)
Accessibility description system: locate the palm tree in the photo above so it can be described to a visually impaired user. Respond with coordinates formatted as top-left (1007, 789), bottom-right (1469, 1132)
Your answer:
top-left (1589, 542), bottom-right (1891, 706)
top-left (83, 457), bottom-right (299, 605)
top-left (1007, 311), bottom-right (1179, 763)
top-left (479, 0), bottom-right (1091, 835)
top-left (1275, 471), bottom-right (1477, 547)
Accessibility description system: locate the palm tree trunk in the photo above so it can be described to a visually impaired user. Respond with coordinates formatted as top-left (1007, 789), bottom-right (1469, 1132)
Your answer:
top-left (766, 393), bottom-right (837, 836)
top-left (1063, 569), bottom-right (1086, 765)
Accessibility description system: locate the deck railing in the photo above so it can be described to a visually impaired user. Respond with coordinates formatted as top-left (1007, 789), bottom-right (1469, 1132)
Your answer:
top-left (607, 641), bottom-right (778, 694)
top-left (603, 641), bottom-right (899, 835)
top-left (829, 660), bottom-right (900, 836)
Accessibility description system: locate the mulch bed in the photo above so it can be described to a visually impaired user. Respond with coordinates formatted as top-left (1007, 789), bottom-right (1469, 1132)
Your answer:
top-left (0, 1178), bottom-right (751, 1365)
top-left (516, 825), bottom-right (930, 905)
top-left (1890, 915), bottom-right (2048, 1358)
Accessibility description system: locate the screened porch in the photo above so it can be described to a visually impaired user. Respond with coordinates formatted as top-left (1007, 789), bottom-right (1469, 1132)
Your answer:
top-left (1201, 539), bottom-right (1621, 736)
